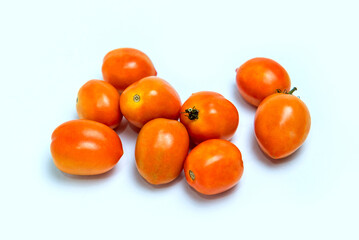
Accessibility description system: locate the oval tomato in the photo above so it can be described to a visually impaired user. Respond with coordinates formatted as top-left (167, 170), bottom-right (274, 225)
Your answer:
top-left (120, 76), bottom-right (181, 128)
top-left (184, 139), bottom-right (244, 195)
top-left (180, 91), bottom-right (239, 145)
top-left (51, 119), bottom-right (123, 175)
top-left (76, 80), bottom-right (122, 128)
top-left (236, 57), bottom-right (291, 106)
top-left (102, 48), bottom-right (157, 92)
top-left (135, 118), bottom-right (189, 185)
top-left (254, 88), bottom-right (311, 159)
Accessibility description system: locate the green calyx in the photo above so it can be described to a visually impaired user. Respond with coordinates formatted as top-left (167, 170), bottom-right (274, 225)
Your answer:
top-left (183, 106), bottom-right (199, 120)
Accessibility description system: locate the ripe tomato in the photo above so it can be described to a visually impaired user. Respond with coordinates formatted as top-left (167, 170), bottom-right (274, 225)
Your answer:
top-left (135, 118), bottom-right (189, 185)
top-left (184, 139), bottom-right (244, 195)
top-left (102, 48), bottom-right (157, 92)
top-left (120, 76), bottom-right (181, 128)
top-left (76, 80), bottom-right (122, 128)
top-left (254, 88), bottom-right (311, 159)
top-left (180, 91), bottom-right (239, 145)
top-left (236, 57), bottom-right (291, 107)
top-left (51, 119), bottom-right (123, 175)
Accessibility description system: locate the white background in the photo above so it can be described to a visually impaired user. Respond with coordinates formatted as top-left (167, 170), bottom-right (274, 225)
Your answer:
top-left (0, 0), bottom-right (358, 239)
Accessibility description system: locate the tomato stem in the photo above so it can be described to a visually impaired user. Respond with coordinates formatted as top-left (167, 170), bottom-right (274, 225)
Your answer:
top-left (183, 106), bottom-right (199, 120)
top-left (276, 87), bottom-right (298, 95)
top-left (288, 87), bottom-right (297, 94)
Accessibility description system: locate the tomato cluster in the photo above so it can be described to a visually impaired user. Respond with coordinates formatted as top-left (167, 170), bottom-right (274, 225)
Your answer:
top-left (50, 48), bottom-right (311, 196)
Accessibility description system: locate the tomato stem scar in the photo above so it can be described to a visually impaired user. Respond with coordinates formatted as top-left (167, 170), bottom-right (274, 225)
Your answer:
top-left (189, 170), bottom-right (195, 180)
top-left (133, 94), bottom-right (140, 102)
top-left (183, 106), bottom-right (199, 120)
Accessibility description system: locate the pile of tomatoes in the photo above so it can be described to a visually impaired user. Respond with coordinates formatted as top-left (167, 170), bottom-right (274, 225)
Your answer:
top-left (50, 48), bottom-right (311, 196)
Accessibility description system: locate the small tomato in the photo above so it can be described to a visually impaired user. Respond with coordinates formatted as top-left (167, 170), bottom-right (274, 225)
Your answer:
top-left (254, 88), bottom-right (311, 159)
top-left (120, 76), bottom-right (181, 128)
top-left (102, 48), bottom-right (157, 92)
top-left (184, 139), bottom-right (244, 195)
top-left (76, 80), bottom-right (122, 128)
top-left (51, 119), bottom-right (123, 175)
top-left (236, 57), bottom-right (291, 106)
top-left (135, 118), bottom-right (189, 185)
top-left (180, 91), bottom-right (239, 145)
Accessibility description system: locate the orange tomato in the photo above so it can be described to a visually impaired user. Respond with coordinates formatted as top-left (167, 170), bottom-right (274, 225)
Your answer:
top-left (184, 139), bottom-right (244, 195)
top-left (120, 76), bottom-right (181, 128)
top-left (102, 48), bottom-right (157, 92)
top-left (180, 91), bottom-right (239, 145)
top-left (254, 88), bottom-right (311, 159)
top-left (76, 80), bottom-right (122, 128)
top-left (236, 57), bottom-right (291, 106)
top-left (51, 119), bottom-right (123, 175)
top-left (135, 118), bottom-right (189, 185)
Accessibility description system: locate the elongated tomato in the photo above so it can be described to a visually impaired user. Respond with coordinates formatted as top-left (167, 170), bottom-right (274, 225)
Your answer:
top-left (184, 139), bottom-right (244, 195)
top-left (254, 88), bottom-right (311, 159)
top-left (102, 48), bottom-right (157, 92)
top-left (120, 76), bottom-right (181, 128)
top-left (76, 80), bottom-right (122, 128)
top-left (180, 91), bottom-right (239, 145)
top-left (50, 119), bottom-right (123, 175)
top-left (135, 118), bottom-right (189, 185)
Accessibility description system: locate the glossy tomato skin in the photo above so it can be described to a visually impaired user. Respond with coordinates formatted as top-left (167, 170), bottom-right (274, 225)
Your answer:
top-left (180, 91), bottom-right (239, 145)
top-left (135, 118), bottom-right (189, 185)
top-left (236, 57), bottom-right (291, 107)
top-left (254, 93), bottom-right (311, 159)
top-left (120, 76), bottom-right (181, 128)
top-left (102, 48), bottom-right (157, 92)
top-left (184, 139), bottom-right (244, 195)
top-left (51, 119), bottom-right (123, 175)
top-left (76, 80), bottom-right (122, 128)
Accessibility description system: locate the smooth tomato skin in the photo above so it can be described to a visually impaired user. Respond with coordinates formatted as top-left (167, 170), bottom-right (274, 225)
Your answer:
top-left (184, 139), bottom-right (244, 195)
top-left (51, 120), bottom-right (123, 175)
top-left (180, 91), bottom-right (239, 145)
top-left (120, 76), bottom-right (181, 128)
top-left (102, 48), bottom-right (157, 92)
top-left (76, 80), bottom-right (122, 128)
top-left (135, 118), bottom-right (189, 185)
top-left (254, 93), bottom-right (311, 159)
top-left (236, 57), bottom-right (291, 107)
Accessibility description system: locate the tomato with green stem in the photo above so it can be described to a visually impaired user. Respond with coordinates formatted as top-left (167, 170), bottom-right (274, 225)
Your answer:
top-left (254, 87), bottom-right (311, 159)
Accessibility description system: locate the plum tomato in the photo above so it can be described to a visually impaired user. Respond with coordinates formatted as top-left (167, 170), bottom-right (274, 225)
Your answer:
top-left (184, 139), bottom-right (244, 195)
top-left (102, 48), bottom-right (157, 92)
top-left (50, 119), bottom-right (123, 175)
top-left (180, 91), bottom-right (239, 145)
top-left (254, 88), bottom-right (311, 159)
top-left (120, 76), bottom-right (181, 128)
top-left (135, 118), bottom-right (189, 185)
top-left (76, 80), bottom-right (122, 128)
top-left (236, 57), bottom-right (291, 107)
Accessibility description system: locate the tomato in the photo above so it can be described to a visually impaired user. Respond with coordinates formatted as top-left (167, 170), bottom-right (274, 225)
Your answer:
top-left (236, 57), bottom-right (291, 107)
top-left (135, 118), bottom-right (189, 185)
top-left (184, 139), bottom-right (244, 195)
top-left (120, 76), bottom-right (181, 128)
top-left (102, 48), bottom-right (157, 92)
top-left (254, 88), bottom-right (311, 159)
top-left (180, 91), bottom-right (239, 145)
top-left (76, 80), bottom-right (122, 128)
top-left (50, 119), bottom-right (123, 175)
